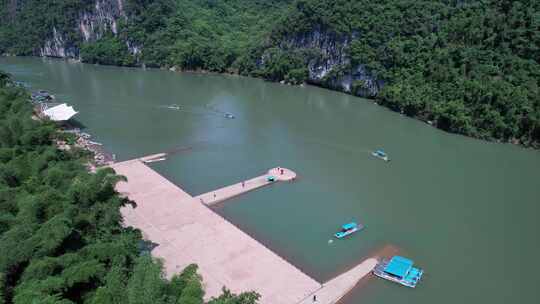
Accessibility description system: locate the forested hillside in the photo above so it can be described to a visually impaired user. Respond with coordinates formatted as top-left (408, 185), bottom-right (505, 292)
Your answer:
top-left (247, 0), bottom-right (540, 146)
top-left (0, 0), bottom-right (91, 56)
top-left (0, 71), bottom-right (258, 303)
top-left (113, 0), bottom-right (291, 69)
top-left (0, 0), bottom-right (292, 69)
top-left (1, 0), bottom-right (539, 147)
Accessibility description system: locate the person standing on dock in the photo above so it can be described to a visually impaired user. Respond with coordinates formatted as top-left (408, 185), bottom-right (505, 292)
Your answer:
top-left (241, 181), bottom-right (245, 187)
top-left (313, 295), bottom-right (317, 302)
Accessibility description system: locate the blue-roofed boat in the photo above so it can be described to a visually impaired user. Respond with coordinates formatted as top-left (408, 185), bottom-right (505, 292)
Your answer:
top-left (372, 149), bottom-right (390, 162)
top-left (334, 222), bottom-right (364, 239)
top-left (373, 256), bottom-right (424, 288)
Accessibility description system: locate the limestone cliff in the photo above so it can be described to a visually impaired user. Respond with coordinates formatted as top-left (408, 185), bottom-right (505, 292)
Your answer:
top-left (40, 27), bottom-right (79, 58)
top-left (39, 0), bottom-right (128, 58)
top-left (259, 27), bottom-right (383, 98)
top-left (78, 0), bottom-right (126, 42)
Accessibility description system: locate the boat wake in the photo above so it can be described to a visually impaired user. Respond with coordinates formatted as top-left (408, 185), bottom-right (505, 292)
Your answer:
top-left (158, 104), bottom-right (235, 119)
top-left (158, 104), bottom-right (182, 110)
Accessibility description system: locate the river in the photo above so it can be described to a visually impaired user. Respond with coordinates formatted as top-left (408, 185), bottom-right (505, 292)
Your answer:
top-left (2, 56), bottom-right (540, 304)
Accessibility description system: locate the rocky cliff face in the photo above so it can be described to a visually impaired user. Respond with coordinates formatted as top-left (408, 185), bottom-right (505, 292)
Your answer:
top-left (263, 27), bottom-right (383, 97)
top-left (40, 27), bottom-right (79, 58)
top-left (40, 0), bottom-right (128, 58)
top-left (78, 0), bottom-right (126, 42)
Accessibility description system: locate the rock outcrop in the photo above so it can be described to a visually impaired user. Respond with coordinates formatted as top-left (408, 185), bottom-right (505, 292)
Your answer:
top-left (40, 27), bottom-right (79, 58)
top-left (78, 0), bottom-right (126, 42)
top-left (262, 27), bottom-right (383, 97)
top-left (39, 0), bottom-right (129, 59)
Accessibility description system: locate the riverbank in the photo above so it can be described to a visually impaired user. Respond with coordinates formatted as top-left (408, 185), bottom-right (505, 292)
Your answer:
top-left (11, 54), bottom-right (538, 150)
top-left (26, 87), bottom-right (115, 168)
top-left (0, 69), bottom-right (260, 304)
top-left (57, 127), bottom-right (115, 168)
top-left (162, 66), bottom-right (540, 149)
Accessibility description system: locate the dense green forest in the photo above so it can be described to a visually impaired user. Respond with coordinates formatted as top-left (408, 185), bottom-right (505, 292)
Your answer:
top-left (0, 71), bottom-right (258, 303)
top-left (247, 0), bottom-right (540, 146)
top-left (0, 0), bottom-right (292, 69)
top-left (113, 0), bottom-right (292, 70)
top-left (0, 0), bottom-right (539, 147)
top-left (0, 0), bottom-right (91, 55)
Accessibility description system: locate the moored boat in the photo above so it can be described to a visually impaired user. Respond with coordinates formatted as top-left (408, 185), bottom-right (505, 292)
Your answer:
top-left (372, 149), bottom-right (390, 162)
top-left (334, 222), bottom-right (364, 239)
top-left (373, 256), bottom-right (423, 288)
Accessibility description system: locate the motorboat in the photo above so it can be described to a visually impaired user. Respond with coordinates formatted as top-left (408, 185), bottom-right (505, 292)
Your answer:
top-left (334, 222), bottom-right (364, 239)
top-left (372, 149), bottom-right (390, 162)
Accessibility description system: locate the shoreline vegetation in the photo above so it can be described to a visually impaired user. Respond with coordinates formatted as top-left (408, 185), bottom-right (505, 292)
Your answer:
top-left (28, 91), bottom-right (116, 169)
top-left (1, 0), bottom-right (537, 149)
top-left (0, 70), bottom-right (260, 303)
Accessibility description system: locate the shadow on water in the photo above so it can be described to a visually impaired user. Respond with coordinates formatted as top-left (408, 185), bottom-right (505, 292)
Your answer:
top-left (64, 119), bottom-right (87, 130)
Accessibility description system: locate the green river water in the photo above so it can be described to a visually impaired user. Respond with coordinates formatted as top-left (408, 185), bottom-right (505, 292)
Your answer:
top-left (2, 57), bottom-right (540, 304)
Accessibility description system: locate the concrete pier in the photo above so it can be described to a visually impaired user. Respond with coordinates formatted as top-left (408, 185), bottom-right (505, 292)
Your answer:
top-left (298, 258), bottom-right (378, 304)
top-left (195, 167), bottom-right (296, 205)
top-left (111, 157), bottom-right (376, 304)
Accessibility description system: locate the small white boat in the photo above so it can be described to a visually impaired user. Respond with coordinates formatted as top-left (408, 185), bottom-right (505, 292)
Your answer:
top-left (143, 158), bottom-right (167, 163)
top-left (88, 140), bottom-right (103, 146)
top-left (167, 104), bottom-right (181, 110)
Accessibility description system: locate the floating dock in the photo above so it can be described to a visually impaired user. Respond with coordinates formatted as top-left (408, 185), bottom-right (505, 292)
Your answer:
top-left (111, 156), bottom-right (377, 304)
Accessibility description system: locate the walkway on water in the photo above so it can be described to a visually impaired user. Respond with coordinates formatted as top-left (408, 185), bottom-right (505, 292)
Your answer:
top-left (111, 156), bottom-right (377, 304)
top-left (195, 167), bottom-right (296, 205)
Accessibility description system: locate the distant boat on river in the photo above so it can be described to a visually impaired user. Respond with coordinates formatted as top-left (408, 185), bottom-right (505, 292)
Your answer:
top-left (372, 149), bottom-right (390, 162)
top-left (167, 104), bottom-right (181, 110)
top-left (334, 222), bottom-right (363, 239)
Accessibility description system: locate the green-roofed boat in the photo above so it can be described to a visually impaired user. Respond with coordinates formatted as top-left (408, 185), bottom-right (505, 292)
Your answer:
top-left (373, 256), bottom-right (424, 288)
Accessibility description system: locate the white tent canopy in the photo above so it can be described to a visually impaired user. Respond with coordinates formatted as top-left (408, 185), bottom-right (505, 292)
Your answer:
top-left (42, 103), bottom-right (78, 121)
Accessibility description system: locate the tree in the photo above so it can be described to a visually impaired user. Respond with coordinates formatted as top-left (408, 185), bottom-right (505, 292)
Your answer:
top-left (126, 256), bottom-right (167, 304)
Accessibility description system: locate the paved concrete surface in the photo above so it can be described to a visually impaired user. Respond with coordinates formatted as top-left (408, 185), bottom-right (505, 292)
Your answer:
top-left (195, 167), bottom-right (296, 205)
top-left (112, 158), bottom-right (376, 304)
top-left (297, 258), bottom-right (378, 304)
